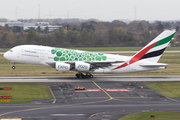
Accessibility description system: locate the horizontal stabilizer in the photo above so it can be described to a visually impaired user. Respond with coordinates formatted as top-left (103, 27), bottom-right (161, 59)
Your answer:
top-left (140, 63), bottom-right (169, 67)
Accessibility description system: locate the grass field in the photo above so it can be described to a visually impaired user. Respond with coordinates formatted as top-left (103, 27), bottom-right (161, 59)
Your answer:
top-left (0, 83), bottom-right (54, 104)
top-left (0, 51), bottom-right (180, 76)
top-left (145, 82), bottom-right (180, 98)
top-left (118, 111), bottom-right (180, 120)
top-left (0, 48), bottom-right (9, 52)
top-left (1, 47), bottom-right (180, 52)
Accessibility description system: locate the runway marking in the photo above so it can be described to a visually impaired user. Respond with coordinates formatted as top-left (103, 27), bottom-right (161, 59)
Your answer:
top-left (50, 114), bottom-right (86, 116)
top-left (0, 80), bottom-right (177, 117)
top-left (105, 89), bottom-right (132, 91)
top-left (70, 88), bottom-right (132, 90)
top-left (0, 98), bottom-right (112, 117)
top-left (165, 97), bottom-right (178, 102)
top-left (0, 97), bottom-right (174, 117)
top-left (75, 97), bottom-right (110, 99)
top-left (0, 118), bottom-right (22, 120)
top-left (48, 86), bottom-right (56, 103)
top-left (74, 89), bottom-right (101, 92)
top-left (113, 98), bottom-right (172, 104)
top-left (74, 97), bottom-right (148, 99)
top-left (92, 81), bottom-right (113, 99)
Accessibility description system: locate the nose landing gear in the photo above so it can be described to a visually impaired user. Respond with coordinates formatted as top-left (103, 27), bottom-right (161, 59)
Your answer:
top-left (76, 73), bottom-right (93, 79)
top-left (12, 63), bottom-right (15, 69)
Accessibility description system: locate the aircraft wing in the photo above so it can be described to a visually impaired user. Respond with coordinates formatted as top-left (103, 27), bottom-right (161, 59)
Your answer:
top-left (46, 60), bottom-right (125, 69)
top-left (85, 60), bottom-right (125, 69)
top-left (45, 62), bottom-right (54, 68)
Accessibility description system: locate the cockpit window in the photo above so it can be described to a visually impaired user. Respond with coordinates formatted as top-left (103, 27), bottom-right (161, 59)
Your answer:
top-left (9, 50), bottom-right (13, 52)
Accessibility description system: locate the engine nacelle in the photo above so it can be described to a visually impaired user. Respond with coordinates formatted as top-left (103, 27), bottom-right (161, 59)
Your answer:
top-left (56, 62), bottom-right (70, 71)
top-left (75, 62), bottom-right (90, 72)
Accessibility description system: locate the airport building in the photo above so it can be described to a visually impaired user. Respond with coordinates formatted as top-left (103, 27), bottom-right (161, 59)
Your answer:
top-left (0, 21), bottom-right (62, 32)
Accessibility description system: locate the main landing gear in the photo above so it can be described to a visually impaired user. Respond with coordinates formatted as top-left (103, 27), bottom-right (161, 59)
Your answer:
top-left (76, 73), bottom-right (93, 79)
top-left (12, 63), bottom-right (15, 69)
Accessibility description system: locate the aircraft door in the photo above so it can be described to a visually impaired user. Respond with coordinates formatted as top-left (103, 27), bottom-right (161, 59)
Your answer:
top-left (40, 51), bottom-right (48, 60)
top-left (40, 52), bottom-right (45, 60)
top-left (16, 50), bottom-right (21, 57)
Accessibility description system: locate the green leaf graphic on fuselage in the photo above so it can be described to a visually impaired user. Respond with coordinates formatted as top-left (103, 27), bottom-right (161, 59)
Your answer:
top-left (65, 55), bottom-right (69, 58)
top-left (51, 48), bottom-right (107, 62)
top-left (55, 48), bottom-right (60, 50)
top-left (51, 49), bottom-right (56, 54)
top-left (60, 57), bottom-right (65, 61)
top-left (54, 57), bottom-right (59, 61)
top-left (56, 51), bottom-right (62, 57)
top-left (96, 56), bottom-right (101, 61)
top-left (98, 53), bottom-right (104, 56)
top-left (102, 56), bottom-right (107, 61)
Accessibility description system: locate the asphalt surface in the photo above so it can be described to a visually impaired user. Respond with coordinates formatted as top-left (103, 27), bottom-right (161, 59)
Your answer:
top-left (1, 75), bottom-right (180, 82)
top-left (0, 76), bottom-right (180, 120)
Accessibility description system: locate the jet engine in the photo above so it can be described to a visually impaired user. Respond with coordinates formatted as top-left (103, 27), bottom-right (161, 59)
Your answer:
top-left (75, 61), bottom-right (90, 72)
top-left (55, 62), bottom-right (70, 71)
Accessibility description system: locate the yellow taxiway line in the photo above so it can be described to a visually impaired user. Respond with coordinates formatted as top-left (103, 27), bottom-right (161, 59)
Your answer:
top-left (92, 81), bottom-right (113, 99)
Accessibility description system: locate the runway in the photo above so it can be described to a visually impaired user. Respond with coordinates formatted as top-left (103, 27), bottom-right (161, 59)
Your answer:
top-left (0, 75), bottom-right (180, 82)
top-left (0, 76), bottom-right (180, 120)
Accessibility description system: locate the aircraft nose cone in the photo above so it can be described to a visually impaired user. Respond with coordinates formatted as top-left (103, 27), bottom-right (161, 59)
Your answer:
top-left (3, 52), bottom-right (11, 60)
top-left (3, 52), bottom-right (8, 59)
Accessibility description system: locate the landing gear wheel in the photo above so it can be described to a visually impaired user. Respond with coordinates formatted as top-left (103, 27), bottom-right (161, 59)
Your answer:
top-left (89, 74), bottom-right (93, 78)
top-left (76, 73), bottom-right (80, 78)
top-left (80, 73), bottom-right (85, 78)
top-left (12, 66), bottom-right (15, 69)
top-left (75, 73), bottom-right (93, 79)
top-left (85, 74), bottom-right (90, 78)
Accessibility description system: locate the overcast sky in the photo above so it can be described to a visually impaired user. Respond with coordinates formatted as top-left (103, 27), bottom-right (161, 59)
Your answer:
top-left (0, 0), bottom-right (179, 21)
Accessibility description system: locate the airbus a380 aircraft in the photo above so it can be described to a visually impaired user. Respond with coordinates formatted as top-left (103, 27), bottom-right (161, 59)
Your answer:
top-left (3, 30), bottom-right (175, 78)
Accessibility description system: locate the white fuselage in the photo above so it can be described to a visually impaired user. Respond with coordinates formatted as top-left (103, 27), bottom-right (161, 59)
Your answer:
top-left (3, 45), bottom-right (166, 74)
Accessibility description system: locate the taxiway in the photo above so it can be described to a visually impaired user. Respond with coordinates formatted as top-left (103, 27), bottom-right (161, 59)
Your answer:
top-left (0, 76), bottom-right (180, 120)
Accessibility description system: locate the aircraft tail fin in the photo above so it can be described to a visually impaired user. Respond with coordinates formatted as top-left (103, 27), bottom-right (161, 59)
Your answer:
top-left (129, 30), bottom-right (176, 64)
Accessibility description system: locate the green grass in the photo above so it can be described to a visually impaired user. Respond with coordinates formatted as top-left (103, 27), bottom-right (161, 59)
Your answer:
top-left (1, 47), bottom-right (180, 52)
top-left (145, 82), bottom-right (180, 98)
top-left (119, 111), bottom-right (180, 120)
top-left (0, 83), bottom-right (54, 104)
top-left (0, 48), bottom-right (9, 52)
top-left (0, 51), bottom-right (180, 76)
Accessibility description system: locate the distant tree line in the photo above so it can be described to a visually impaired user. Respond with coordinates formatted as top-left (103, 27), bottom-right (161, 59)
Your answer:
top-left (0, 19), bottom-right (180, 48)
